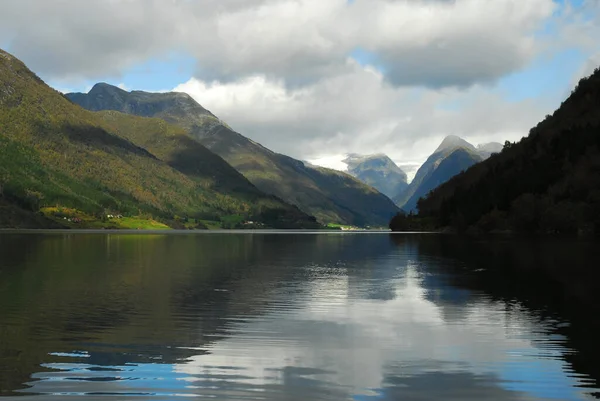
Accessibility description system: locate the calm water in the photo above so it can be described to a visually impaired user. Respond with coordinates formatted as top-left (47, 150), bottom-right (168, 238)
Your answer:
top-left (1, 232), bottom-right (599, 400)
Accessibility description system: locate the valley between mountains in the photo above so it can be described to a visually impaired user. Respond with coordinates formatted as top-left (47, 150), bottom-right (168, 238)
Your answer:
top-left (2, 45), bottom-right (599, 234)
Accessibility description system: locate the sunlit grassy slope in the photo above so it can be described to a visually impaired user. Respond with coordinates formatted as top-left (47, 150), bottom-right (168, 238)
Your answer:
top-left (0, 48), bottom-right (319, 229)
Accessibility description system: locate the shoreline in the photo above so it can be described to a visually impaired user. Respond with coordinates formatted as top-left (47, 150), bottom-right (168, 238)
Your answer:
top-left (0, 228), bottom-right (449, 235)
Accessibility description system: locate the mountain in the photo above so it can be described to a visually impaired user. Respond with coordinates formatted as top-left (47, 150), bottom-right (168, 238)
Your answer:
top-left (67, 85), bottom-right (400, 226)
top-left (431, 135), bottom-right (502, 160)
top-left (476, 142), bottom-right (504, 159)
top-left (0, 48), bottom-right (318, 229)
top-left (417, 66), bottom-right (600, 234)
top-left (67, 83), bottom-right (223, 128)
top-left (343, 153), bottom-right (408, 198)
top-left (393, 135), bottom-right (483, 212)
top-left (434, 135), bottom-right (476, 154)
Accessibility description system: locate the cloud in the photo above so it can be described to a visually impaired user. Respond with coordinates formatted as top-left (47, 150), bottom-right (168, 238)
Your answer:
top-left (182, 0), bottom-right (559, 89)
top-left (174, 61), bottom-right (553, 163)
top-left (0, 0), bottom-right (566, 89)
top-left (569, 52), bottom-right (600, 92)
top-left (346, 0), bottom-right (555, 88)
top-left (554, 0), bottom-right (600, 53)
top-left (52, 84), bottom-right (93, 95)
top-left (0, 0), bottom-right (187, 84)
top-left (186, 0), bottom-right (351, 86)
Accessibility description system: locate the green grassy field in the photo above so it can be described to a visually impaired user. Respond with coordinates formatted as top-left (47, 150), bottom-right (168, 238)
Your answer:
top-left (40, 207), bottom-right (171, 230)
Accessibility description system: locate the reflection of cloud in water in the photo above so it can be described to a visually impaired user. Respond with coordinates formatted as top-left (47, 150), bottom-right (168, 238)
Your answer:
top-left (359, 370), bottom-right (541, 401)
top-left (175, 261), bottom-right (591, 400)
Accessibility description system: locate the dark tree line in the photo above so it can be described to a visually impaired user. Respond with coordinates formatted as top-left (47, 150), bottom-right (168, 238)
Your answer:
top-left (393, 66), bottom-right (600, 235)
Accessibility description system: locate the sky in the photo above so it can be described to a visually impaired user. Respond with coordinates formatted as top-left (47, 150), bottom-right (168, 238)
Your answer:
top-left (1, 0), bottom-right (599, 176)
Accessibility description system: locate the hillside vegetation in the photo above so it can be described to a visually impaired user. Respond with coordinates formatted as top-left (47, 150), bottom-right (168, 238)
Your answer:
top-left (68, 84), bottom-right (400, 226)
top-left (0, 49), bottom-right (319, 229)
top-left (414, 67), bottom-right (600, 235)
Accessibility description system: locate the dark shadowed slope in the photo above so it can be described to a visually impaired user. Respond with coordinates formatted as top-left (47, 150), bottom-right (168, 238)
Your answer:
top-left (67, 84), bottom-right (400, 226)
top-left (393, 136), bottom-right (482, 212)
top-left (401, 148), bottom-right (483, 213)
top-left (417, 66), bottom-right (600, 234)
top-left (0, 49), bottom-right (318, 228)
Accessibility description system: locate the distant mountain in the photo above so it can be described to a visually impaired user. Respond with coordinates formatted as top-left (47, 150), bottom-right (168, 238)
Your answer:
top-left (434, 135), bottom-right (476, 154)
top-left (431, 135), bottom-right (502, 160)
top-left (417, 66), bottom-right (600, 234)
top-left (393, 135), bottom-right (483, 212)
top-left (476, 142), bottom-right (504, 159)
top-left (67, 83), bottom-right (223, 128)
top-left (0, 48), bottom-right (318, 229)
top-left (67, 85), bottom-right (400, 226)
top-left (343, 153), bottom-right (408, 198)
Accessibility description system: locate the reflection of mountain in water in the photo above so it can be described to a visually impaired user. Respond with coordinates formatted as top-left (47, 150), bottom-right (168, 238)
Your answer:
top-left (373, 369), bottom-right (540, 401)
top-left (390, 234), bottom-right (600, 398)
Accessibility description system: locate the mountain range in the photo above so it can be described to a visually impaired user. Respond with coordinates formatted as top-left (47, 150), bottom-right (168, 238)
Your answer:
top-left (67, 83), bottom-right (400, 226)
top-left (306, 138), bottom-right (502, 214)
top-left (0, 48), bottom-right (318, 229)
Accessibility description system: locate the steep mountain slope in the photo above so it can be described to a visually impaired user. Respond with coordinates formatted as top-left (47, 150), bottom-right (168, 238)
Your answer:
top-left (0, 49), bottom-right (318, 229)
top-left (417, 67), bottom-right (600, 234)
top-left (343, 153), bottom-right (408, 198)
top-left (67, 85), bottom-right (400, 226)
top-left (393, 135), bottom-right (482, 212)
top-left (401, 148), bottom-right (483, 212)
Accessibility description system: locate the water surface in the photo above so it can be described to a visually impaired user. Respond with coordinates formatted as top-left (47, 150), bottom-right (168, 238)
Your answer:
top-left (0, 232), bottom-right (598, 400)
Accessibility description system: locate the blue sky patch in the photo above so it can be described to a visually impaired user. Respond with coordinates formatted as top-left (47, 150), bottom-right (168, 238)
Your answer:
top-left (48, 52), bottom-right (196, 94)
top-left (350, 47), bottom-right (387, 74)
top-left (495, 48), bottom-right (585, 103)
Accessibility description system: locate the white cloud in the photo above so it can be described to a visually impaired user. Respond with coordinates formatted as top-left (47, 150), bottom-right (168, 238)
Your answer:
top-left (52, 84), bottom-right (93, 95)
top-left (0, 0), bottom-right (573, 88)
top-left (306, 155), bottom-right (349, 172)
top-left (174, 62), bottom-right (553, 163)
top-left (347, 0), bottom-right (555, 88)
top-left (397, 163), bottom-right (422, 183)
top-left (0, 0), bottom-right (186, 83)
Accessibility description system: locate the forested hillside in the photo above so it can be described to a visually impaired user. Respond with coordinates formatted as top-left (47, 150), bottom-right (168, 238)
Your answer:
top-left (0, 49), bottom-right (319, 229)
top-left (415, 67), bottom-right (600, 234)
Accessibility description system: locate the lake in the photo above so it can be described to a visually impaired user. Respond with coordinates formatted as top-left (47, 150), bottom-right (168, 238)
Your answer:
top-left (1, 232), bottom-right (599, 400)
